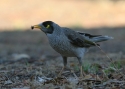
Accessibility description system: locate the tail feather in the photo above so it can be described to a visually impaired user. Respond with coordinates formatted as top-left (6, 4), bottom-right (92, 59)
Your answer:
top-left (77, 32), bottom-right (113, 43)
top-left (90, 35), bottom-right (114, 42)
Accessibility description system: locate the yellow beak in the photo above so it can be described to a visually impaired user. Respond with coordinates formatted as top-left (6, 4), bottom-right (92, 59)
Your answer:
top-left (31, 25), bottom-right (41, 30)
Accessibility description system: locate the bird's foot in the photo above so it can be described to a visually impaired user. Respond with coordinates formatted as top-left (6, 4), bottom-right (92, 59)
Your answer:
top-left (79, 66), bottom-right (86, 80)
top-left (78, 75), bottom-right (85, 81)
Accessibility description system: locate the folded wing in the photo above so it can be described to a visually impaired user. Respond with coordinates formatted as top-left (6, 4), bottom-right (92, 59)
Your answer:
top-left (64, 28), bottom-right (96, 47)
top-left (63, 28), bottom-right (113, 48)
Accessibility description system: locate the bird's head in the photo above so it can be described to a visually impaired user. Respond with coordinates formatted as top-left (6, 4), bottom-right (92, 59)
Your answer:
top-left (31, 21), bottom-right (54, 34)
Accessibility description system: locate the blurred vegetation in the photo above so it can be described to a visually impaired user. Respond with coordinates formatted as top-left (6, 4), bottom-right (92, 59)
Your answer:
top-left (0, 0), bottom-right (125, 30)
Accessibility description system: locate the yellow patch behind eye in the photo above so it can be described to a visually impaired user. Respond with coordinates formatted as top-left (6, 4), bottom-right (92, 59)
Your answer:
top-left (46, 25), bottom-right (50, 28)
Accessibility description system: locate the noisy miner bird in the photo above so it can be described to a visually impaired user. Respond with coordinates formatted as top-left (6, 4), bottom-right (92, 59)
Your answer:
top-left (31, 21), bottom-right (113, 78)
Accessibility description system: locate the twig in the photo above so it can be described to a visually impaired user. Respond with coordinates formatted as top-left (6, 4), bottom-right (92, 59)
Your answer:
top-left (93, 42), bottom-right (117, 69)
top-left (71, 69), bottom-right (79, 79)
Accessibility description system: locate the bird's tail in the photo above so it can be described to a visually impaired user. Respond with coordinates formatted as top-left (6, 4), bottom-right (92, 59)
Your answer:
top-left (90, 35), bottom-right (114, 42)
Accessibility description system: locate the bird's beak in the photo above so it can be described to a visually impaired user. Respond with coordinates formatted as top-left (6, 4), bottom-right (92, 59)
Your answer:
top-left (31, 25), bottom-right (41, 30)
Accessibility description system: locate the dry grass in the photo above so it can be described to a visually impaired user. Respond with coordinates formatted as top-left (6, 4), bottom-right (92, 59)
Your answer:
top-left (0, 27), bottom-right (125, 88)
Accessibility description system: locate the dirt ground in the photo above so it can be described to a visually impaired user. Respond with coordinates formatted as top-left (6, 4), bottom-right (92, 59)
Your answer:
top-left (0, 27), bottom-right (125, 89)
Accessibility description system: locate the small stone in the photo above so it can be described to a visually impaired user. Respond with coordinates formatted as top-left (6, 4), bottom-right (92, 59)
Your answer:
top-left (4, 80), bottom-right (13, 85)
top-left (12, 53), bottom-right (30, 61)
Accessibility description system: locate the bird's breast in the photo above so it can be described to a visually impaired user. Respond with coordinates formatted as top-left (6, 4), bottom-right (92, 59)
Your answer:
top-left (47, 34), bottom-right (77, 56)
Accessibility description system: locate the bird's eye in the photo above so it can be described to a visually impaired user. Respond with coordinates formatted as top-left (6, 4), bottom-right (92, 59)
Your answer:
top-left (45, 25), bottom-right (50, 28)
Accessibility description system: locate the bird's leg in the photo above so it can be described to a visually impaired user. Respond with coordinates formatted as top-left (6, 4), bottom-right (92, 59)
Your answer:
top-left (77, 57), bottom-right (86, 78)
top-left (58, 56), bottom-right (67, 77)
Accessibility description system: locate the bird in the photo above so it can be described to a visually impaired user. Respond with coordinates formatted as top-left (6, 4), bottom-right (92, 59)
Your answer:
top-left (31, 21), bottom-right (113, 78)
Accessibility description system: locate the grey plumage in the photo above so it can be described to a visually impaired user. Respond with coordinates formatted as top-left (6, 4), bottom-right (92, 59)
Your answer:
top-left (31, 21), bottom-right (113, 77)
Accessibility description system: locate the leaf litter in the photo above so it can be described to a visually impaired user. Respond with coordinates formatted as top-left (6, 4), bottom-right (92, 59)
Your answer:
top-left (1, 57), bottom-right (125, 89)
top-left (0, 30), bottom-right (125, 89)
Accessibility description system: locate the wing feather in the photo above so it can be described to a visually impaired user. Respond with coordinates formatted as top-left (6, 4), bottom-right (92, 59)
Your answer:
top-left (63, 28), bottom-right (96, 47)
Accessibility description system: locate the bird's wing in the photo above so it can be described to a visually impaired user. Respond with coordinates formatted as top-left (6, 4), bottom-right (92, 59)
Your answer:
top-left (63, 28), bottom-right (96, 47)
top-left (77, 31), bottom-right (101, 38)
